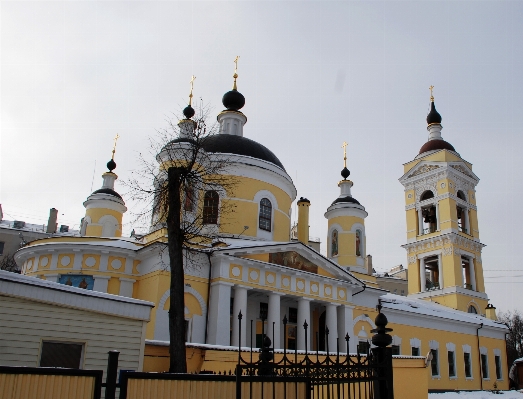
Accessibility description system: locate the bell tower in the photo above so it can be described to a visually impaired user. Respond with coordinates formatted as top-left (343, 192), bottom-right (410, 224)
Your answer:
top-left (399, 88), bottom-right (490, 315)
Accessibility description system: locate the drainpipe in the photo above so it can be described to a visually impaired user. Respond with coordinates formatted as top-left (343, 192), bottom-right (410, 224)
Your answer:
top-left (352, 284), bottom-right (366, 297)
top-left (477, 322), bottom-right (484, 390)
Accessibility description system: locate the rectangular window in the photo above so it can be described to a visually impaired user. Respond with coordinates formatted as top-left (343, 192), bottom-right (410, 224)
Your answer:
top-left (481, 354), bottom-right (489, 379)
top-left (259, 302), bottom-right (268, 320)
top-left (431, 349), bottom-right (439, 376)
top-left (495, 355), bottom-right (502, 380)
top-left (0, 241), bottom-right (4, 255)
top-left (448, 351), bottom-right (456, 377)
top-left (391, 345), bottom-right (400, 355)
top-left (464, 352), bottom-right (472, 378)
top-left (411, 347), bottom-right (420, 357)
top-left (40, 341), bottom-right (83, 369)
top-left (288, 307), bottom-right (297, 324)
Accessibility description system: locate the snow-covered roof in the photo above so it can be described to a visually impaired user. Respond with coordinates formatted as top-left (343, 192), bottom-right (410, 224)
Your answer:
top-left (380, 293), bottom-right (506, 330)
top-left (25, 238), bottom-right (143, 251)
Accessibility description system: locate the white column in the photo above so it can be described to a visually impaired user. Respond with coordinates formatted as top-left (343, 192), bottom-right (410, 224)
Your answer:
top-left (469, 257), bottom-right (476, 291)
top-left (419, 257), bottom-right (426, 292)
top-left (418, 209), bottom-right (423, 235)
top-left (49, 252), bottom-right (58, 270)
top-left (207, 282), bottom-right (233, 346)
top-left (465, 209), bottom-right (471, 234)
top-left (267, 292), bottom-right (283, 349)
top-left (119, 278), bottom-right (136, 297)
top-left (435, 202), bottom-right (440, 231)
top-left (93, 275), bottom-right (110, 293)
top-left (297, 298), bottom-right (312, 351)
top-left (325, 303), bottom-right (338, 352)
top-left (72, 250), bottom-right (82, 270)
top-left (337, 305), bottom-right (355, 353)
top-left (438, 253), bottom-right (444, 289)
top-left (231, 285), bottom-right (248, 348)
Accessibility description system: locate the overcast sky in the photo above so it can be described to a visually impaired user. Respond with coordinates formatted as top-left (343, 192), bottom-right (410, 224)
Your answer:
top-left (1, 1), bottom-right (522, 313)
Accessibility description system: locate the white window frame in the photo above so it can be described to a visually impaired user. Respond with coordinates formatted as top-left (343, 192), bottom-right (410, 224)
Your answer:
top-left (410, 338), bottom-right (421, 357)
top-left (446, 343), bottom-right (457, 379)
top-left (429, 340), bottom-right (440, 378)
top-left (254, 190), bottom-right (278, 240)
top-left (480, 346), bottom-right (489, 380)
top-left (494, 349), bottom-right (503, 381)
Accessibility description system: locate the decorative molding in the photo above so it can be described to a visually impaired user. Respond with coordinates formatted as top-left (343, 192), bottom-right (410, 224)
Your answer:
top-left (402, 232), bottom-right (484, 254)
top-left (451, 164), bottom-right (474, 179)
top-left (408, 164), bottom-right (441, 178)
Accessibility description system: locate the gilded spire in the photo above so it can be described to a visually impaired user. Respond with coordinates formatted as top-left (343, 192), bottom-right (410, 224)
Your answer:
top-left (189, 75), bottom-right (196, 106)
top-left (111, 133), bottom-right (120, 160)
top-left (233, 56), bottom-right (240, 90)
top-left (429, 85), bottom-right (435, 102)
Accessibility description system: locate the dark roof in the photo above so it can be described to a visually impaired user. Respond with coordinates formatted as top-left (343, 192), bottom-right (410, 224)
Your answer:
top-left (92, 188), bottom-right (122, 199)
top-left (166, 135), bottom-right (286, 171)
top-left (331, 196), bottom-right (361, 206)
top-left (418, 139), bottom-right (456, 155)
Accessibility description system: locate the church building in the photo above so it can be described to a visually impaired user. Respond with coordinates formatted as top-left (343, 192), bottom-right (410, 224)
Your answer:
top-left (14, 67), bottom-right (508, 391)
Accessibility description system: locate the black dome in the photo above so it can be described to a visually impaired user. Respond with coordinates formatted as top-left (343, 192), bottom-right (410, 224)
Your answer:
top-left (92, 188), bottom-right (122, 199)
top-left (419, 139), bottom-right (456, 155)
top-left (166, 135), bottom-right (286, 171)
top-left (426, 102), bottom-right (442, 125)
top-left (222, 90), bottom-right (245, 111)
top-left (341, 167), bottom-right (350, 179)
top-left (107, 159), bottom-right (116, 172)
top-left (183, 105), bottom-right (195, 119)
top-left (331, 196), bottom-right (361, 206)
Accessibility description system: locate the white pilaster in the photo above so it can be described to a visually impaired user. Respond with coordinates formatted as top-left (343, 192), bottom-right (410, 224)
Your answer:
top-left (438, 253), bottom-right (444, 289)
top-left (435, 202), bottom-right (440, 231)
top-left (297, 298), bottom-right (312, 351)
top-left (419, 258), bottom-right (426, 292)
top-left (72, 250), bottom-right (82, 270)
top-left (49, 252), bottom-right (58, 270)
top-left (465, 209), bottom-right (471, 234)
top-left (93, 275), bottom-right (111, 293)
top-left (469, 257), bottom-right (476, 291)
top-left (267, 292), bottom-right (283, 349)
top-left (119, 278), bottom-right (136, 297)
top-left (231, 285), bottom-right (248, 347)
top-left (207, 282), bottom-right (233, 346)
top-left (337, 305), bottom-right (355, 353)
top-left (418, 209), bottom-right (423, 236)
top-left (326, 303), bottom-right (338, 352)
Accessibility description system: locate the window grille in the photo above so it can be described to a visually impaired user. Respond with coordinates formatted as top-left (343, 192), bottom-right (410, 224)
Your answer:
top-left (203, 191), bottom-right (219, 224)
top-left (259, 198), bottom-right (272, 231)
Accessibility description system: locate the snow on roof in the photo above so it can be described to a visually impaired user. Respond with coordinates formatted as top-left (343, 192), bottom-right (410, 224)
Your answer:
top-left (380, 293), bottom-right (506, 330)
top-left (429, 391), bottom-right (523, 398)
top-left (28, 238), bottom-right (143, 251)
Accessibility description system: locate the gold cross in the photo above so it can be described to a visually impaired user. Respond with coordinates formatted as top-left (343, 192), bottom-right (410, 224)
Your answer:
top-left (234, 56), bottom-right (240, 75)
top-left (112, 133), bottom-right (120, 160)
top-left (189, 75), bottom-right (196, 105)
top-left (429, 85), bottom-right (434, 101)
top-left (341, 141), bottom-right (348, 167)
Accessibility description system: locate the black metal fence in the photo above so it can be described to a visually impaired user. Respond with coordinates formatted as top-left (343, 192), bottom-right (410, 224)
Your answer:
top-left (235, 302), bottom-right (394, 399)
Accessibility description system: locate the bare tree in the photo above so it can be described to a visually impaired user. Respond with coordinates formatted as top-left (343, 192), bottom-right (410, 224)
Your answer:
top-left (499, 310), bottom-right (523, 367)
top-left (0, 254), bottom-right (20, 273)
top-left (126, 103), bottom-right (236, 373)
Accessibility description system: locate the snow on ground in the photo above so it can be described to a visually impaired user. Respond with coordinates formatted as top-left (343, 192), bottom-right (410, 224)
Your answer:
top-left (429, 391), bottom-right (523, 399)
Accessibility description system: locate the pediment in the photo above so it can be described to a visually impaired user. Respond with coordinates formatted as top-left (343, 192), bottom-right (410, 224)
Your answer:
top-left (213, 241), bottom-right (363, 286)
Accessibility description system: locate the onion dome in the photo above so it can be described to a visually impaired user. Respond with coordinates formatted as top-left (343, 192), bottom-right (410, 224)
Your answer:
top-left (183, 105), bottom-right (195, 119)
top-left (222, 89), bottom-right (245, 111)
top-left (418, 139), bottom-right (455, 155)
top-left (341, 167), bottom-right (350, 180)
top-left (426, 101), bottom-right (442, 125)
top-left (331, 196), bottom-right (361, 206)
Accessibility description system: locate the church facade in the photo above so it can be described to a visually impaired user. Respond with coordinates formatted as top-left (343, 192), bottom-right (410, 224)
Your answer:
top-left (14, 73), bottom-right (508, 391)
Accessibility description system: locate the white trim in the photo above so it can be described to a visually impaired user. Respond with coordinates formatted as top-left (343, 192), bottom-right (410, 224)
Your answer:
top-left (353, 314), bottom-right (376, 329)
top-left (429, 340), bottom-right (439, 350)
top-left (446, 342), bottom-right (456, 351)
top-left (410, 338), bottom-right (421, 348)
top-left (254, 190), bottom-right (278, 240)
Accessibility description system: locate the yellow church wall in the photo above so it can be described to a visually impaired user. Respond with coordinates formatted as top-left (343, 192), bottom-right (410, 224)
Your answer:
top-left (143, 228), bottom-right (167, 245)
top-left (441, 253), bottom-right (463, 289)
top-left (393, 358), bottom-right (429, 399)
top-left (403, 159), bottom-right (421, 174)
top-left (317, 268), bottom-right (336, 278)
top-left (82, 254), bottom-right (100, 270)
top-left (328, 215), bottom-right (364, 232)
top-left (406, 209), bottom-right (417, 239)
top-left (475, 263), bottom-right (485, 293)
top-left (408, 261), bottom-right (421, 294)
top-left (37, 254), bottom-right (51, 271)
top-left (438, 199), bottom-right (454, 232)
top-left (85, 225), bottom-right (103, 237)
top-left (241, 254), bottom-right (269, 262)
top-left (85, 207), bottom-right (123, 226)
top-left (107, 277), bottom-right (120, 295)
top-left (469, 209), bottom-right (480, 239)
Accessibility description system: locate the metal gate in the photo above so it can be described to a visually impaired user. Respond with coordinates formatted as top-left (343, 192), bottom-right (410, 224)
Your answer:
top-left (235, 303), bottom-right (394, 399)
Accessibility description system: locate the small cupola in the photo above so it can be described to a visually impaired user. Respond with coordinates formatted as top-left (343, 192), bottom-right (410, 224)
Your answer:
top-left (82, 135), bottom-right (127, 237)
top-left (217, 56), bottom-right (247, 137)
top-left (178, 75), bottom-right (197, 139)
top-left (418, 86), bottom-right (457, 156)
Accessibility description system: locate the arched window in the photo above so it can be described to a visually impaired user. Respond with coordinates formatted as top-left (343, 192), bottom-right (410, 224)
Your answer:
top-left (468, 305), bottom-right (478, 314)
top-left (355, 229), bottom-right (362, 257)
top-left (419, 190), bottom-right (437, 235)
top-left (203, 191), bottom-right (219, 224)
top-left (457, 190), bottom-right (466, 201)
top-left (259, 198), bottom-right (272, 231)
top-left (420, 190), bottom-right (435, 201)
top-left (456, 191), bottom-right (468, 234)
top-left (331, 229), bottom-right (339, 256)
